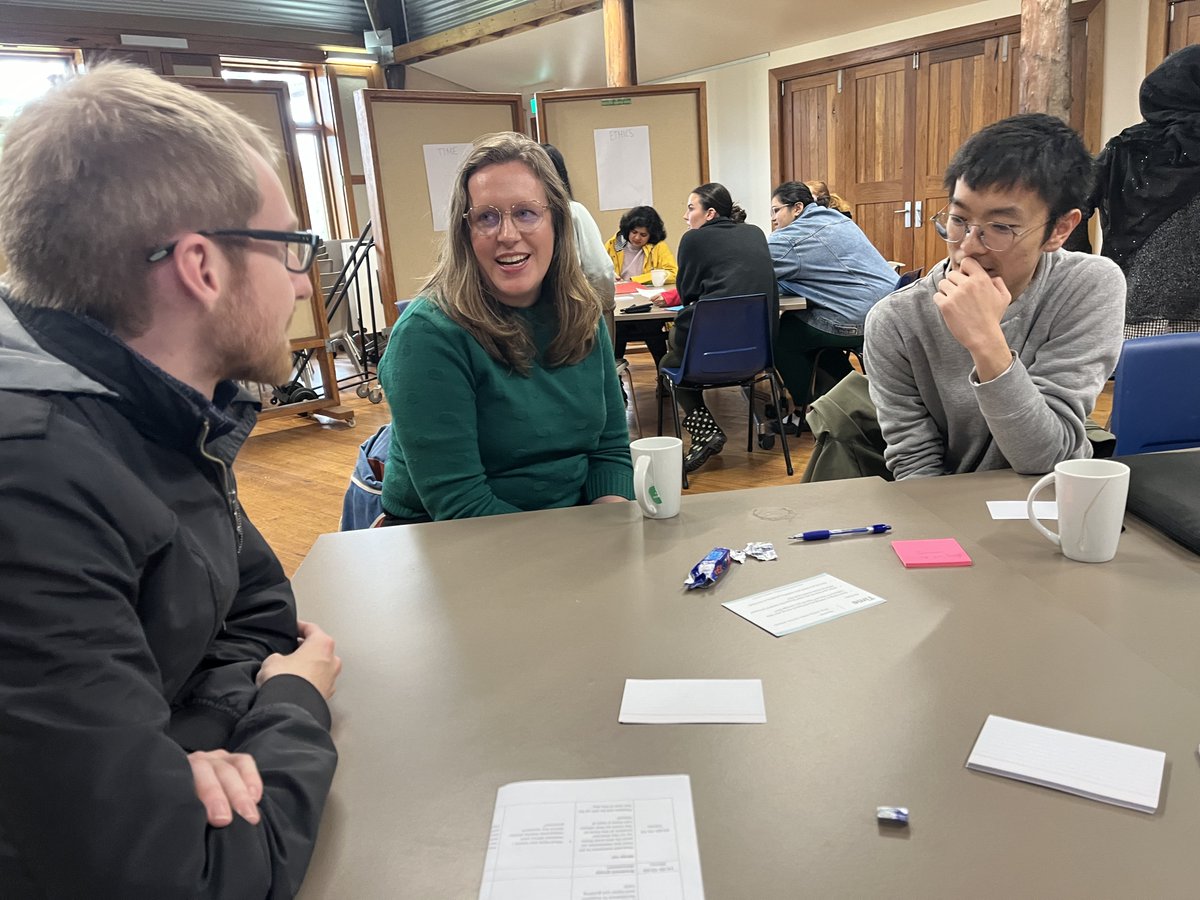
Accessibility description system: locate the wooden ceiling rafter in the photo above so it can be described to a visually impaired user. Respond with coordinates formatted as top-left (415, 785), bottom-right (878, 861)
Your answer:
top-left (390, 0), bottom-right (601, 64)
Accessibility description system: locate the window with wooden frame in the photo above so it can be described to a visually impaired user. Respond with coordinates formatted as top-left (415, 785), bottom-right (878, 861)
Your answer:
top-left (0, 49), bottom-right (78, 149)
top-left (220, 61), bottom-right (340, 242)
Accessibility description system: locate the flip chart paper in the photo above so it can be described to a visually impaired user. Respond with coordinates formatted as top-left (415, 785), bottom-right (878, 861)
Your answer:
top-left (595, 125), bottom-right (653, 211)
top-left (422, 142), bottom-right (472, 231)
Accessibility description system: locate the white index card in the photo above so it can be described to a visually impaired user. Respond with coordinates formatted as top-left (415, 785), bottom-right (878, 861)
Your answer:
top-left (988, 500), bottom-right (1058, 520)
top-left (619, 679), bottom-right (766, 724)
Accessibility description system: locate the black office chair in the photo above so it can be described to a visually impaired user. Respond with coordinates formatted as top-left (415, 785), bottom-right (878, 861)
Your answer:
top-left (657, 293), bottom-right (793, 488)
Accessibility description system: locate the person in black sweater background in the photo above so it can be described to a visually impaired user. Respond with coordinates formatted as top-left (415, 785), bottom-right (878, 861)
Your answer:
top-left (656, 182), bottom-right (778, 472)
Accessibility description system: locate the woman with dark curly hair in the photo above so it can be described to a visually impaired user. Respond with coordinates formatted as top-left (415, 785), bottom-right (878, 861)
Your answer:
top-left (604, 205), bottom-right (678, 284)
top-left (606, 205), bottom-right (676, 364)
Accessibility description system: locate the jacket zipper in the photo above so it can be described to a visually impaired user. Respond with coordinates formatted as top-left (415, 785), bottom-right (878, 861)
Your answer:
top-left (196, 418), bottom-right (244, 555)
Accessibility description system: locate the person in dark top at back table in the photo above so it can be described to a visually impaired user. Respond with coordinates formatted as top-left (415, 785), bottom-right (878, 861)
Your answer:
top-left (656, 182), bottom-right (778, 473)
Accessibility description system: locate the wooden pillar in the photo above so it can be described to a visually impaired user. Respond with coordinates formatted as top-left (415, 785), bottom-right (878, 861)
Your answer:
top-left (602, 0), bottom-right (637, 88)
top-left (1019, 0), bottom-right (1071, 121)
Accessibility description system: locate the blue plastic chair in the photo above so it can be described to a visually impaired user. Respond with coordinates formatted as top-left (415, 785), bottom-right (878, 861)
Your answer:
top-left (894, 267), bottom-right (924, 290)
top-left (657, 294), bottom-right (793, 488)
top-left (1111, 332), bottom-right (1200, 456)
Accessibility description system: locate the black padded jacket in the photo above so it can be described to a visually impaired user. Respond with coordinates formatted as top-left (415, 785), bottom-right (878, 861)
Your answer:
top-left (0, 295), bottom-right (336, 899)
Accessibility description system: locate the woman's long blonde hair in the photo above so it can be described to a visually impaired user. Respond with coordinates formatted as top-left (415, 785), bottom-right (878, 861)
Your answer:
top-left (420, 132), bottom-right (601, 375)
top-left (805, 180), bottom-right (853, 216)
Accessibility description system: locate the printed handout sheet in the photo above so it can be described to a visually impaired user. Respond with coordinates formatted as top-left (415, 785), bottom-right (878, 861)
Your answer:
top-left (722, 573), bottom-right (886, 637)
top-left (479, 774), bottom-right (704, 899)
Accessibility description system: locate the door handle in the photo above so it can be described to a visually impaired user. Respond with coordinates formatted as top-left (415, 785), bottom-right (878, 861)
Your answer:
top-left (914, 200), bottom-right (923, 228)
top-left (893, 201), bottom-right (911, 228)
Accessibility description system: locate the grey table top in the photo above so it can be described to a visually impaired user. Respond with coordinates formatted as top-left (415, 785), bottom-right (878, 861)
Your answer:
top-left (293, 471), bottom-right (1200, 898)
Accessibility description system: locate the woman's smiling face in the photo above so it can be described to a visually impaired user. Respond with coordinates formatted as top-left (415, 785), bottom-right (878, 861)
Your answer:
top-left (467, 160), bottom-right (554, 308)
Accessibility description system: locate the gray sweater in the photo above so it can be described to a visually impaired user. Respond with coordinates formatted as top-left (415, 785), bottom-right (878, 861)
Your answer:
top-left (864, 250), bottom-right (1126, 479)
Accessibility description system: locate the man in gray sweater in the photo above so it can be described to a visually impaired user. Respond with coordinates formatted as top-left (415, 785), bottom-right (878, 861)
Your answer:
top-left (864, 114), bottom-right (1125, 480)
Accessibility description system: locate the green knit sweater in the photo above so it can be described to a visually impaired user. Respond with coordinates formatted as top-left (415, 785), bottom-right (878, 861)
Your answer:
top-left (377, 294), bottom-right (634, 520)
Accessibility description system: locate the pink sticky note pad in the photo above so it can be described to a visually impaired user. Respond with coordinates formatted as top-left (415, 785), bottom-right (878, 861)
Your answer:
top-left (891, 538), bottom-right (972, 568)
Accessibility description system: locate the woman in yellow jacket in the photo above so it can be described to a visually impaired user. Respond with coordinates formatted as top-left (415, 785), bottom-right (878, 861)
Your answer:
top-left (604, 206), bottom-right (678, 284)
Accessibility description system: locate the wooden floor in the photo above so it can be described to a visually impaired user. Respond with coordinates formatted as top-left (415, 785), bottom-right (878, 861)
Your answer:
top-left (235, 349), bottom-right (1113, 576)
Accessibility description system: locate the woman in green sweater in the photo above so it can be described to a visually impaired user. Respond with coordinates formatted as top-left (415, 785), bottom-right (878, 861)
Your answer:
top-left (376, 132), bottom-right (634, 522)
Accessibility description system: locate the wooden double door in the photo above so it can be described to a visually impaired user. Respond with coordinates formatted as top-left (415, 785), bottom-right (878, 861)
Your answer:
top-left (1170, 0), bottom-right (1200, 49)
top-left (779, 21), bottom-right (1090, 274)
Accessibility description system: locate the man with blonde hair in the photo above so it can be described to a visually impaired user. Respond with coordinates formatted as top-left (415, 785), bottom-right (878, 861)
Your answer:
top-left (0, 63), bottom-right (341, 897)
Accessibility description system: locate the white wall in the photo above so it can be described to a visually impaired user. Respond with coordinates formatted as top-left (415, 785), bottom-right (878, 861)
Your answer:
top-left (404, 66), bottom-right (473, 92)
top-left (670, 0), bottom-right (1151, 233)
top-left (1099, 0), bottom-right (1151, 141)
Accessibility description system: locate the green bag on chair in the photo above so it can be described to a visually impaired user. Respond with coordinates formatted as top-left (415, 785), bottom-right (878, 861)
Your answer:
top-left (801, 371), bottom-right (892, 483)
top-left (802, 370), bottom-right (1118, 482)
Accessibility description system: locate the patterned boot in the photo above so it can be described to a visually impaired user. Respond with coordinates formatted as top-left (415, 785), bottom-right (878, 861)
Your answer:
top-left (683, 407), bottom-right (727, 473)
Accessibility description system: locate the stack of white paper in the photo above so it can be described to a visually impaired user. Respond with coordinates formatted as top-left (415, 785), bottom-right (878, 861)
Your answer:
top-left (966, 715), bottom-right (1166, 813)
top-left (479, 774), bottom-right (705, 899)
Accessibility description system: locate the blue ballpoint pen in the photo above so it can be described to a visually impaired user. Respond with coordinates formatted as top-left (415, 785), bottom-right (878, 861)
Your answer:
top-left (789, 523), bottom-right (892, 542)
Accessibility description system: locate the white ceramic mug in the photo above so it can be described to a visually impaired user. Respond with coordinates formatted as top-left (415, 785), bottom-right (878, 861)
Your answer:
top-left (650, 268), bottom-right (668, 287)
top-left (631, 436), bottom-right (683, 519)
top-left (1026, 458), bottom-right (1130, 563)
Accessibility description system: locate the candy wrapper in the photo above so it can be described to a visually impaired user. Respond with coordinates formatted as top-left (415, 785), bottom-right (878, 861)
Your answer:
top-left (684, 547), bottom-right (732, 590)
top-left (729, 542), bottom-right (777, 563)
top-left (876, 806), bottom-right (909, 826)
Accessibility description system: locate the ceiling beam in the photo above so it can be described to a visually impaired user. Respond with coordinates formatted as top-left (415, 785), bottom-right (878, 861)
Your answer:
top-left (364, 0), bottom-right (408, 44)
top-left (390, 0), bottom-right (601, 64)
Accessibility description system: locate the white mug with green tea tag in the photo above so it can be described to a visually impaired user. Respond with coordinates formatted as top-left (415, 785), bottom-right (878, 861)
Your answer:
top-left (631, 436), bottom-right (683, 519)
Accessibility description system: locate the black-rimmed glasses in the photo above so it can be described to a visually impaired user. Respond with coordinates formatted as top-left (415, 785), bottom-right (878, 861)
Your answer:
top-left (463, 202), bottom-right (548, 237)
top-left (146, 229), bottom-right (323, 273)
top-left (931, 208), bottom-right (1049, 254)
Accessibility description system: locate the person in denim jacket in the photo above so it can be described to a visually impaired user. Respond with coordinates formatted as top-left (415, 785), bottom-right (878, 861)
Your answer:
top-left (767, 181), bottom-right (897, 428)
